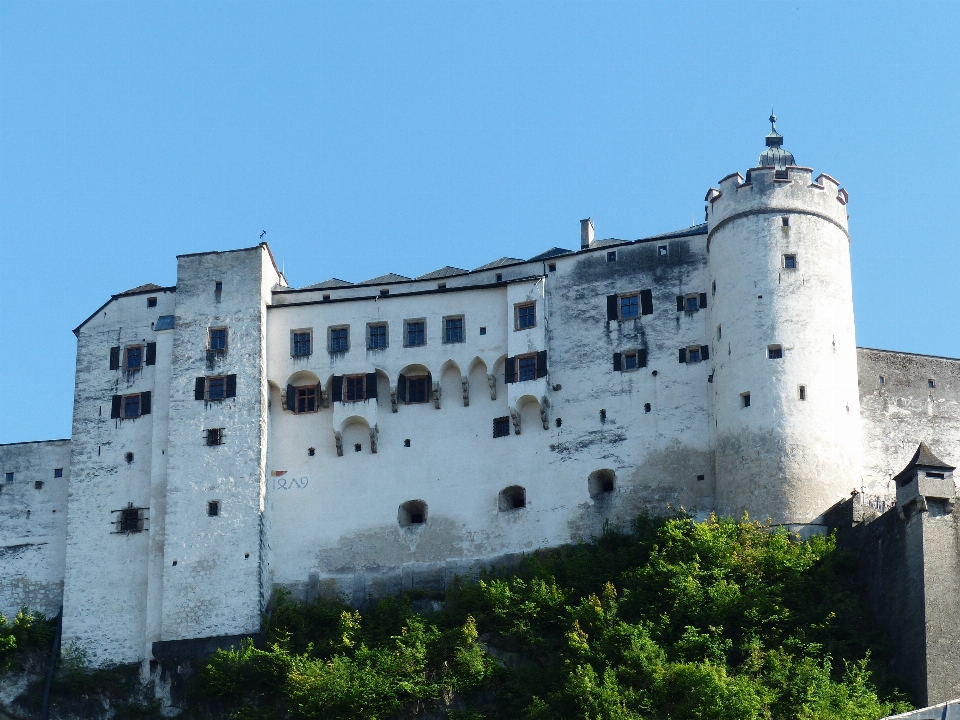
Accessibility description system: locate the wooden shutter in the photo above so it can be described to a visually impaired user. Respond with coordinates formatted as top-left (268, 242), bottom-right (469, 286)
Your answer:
top-left (701, 345), bottom-right (710, 360)
top-left (316, 382), bottom-right (323, 406)
top-left (332, 375), bottom-right (343, 403)
top-left (638, 349), bottom-right (648, 368)
top-left (225, 375), bottom-right (237, 398)
top-left (504, 357), bottom-right (516, 384)
top-left (613, 353), bottom-right (622, 371)
top-left (699, 292), bottom-right (708, 309)
top-left (110, 347), bottom-right (120, 370)
top-left (365, 373), bottom-right (378, 399)
top-left (110, 395), bottom-right (122, 418)
top-left (397, 373), bottom-right (406, 402)
top-left (140, 391), bottom-right (151, 415)
top-left (640, 289), bottom-right (653, 315)
top-left (606, 295), bottom-right (618, 321)
top-left (679, 348), bottom-right (687, 363)
top-left (286, 384), bottom-right (296, 411)
top-left (536, 351), bottom-right (547, 378)
top-left (676, 296), bottom-right (684, 312)
top-left (195, 378), bottom-right (206, 400)
top-left (146, 342), bottom-right (156, 366)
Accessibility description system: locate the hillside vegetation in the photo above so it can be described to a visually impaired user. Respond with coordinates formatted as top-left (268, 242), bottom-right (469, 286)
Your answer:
top-left (187, 512), bottom-right (912, 719)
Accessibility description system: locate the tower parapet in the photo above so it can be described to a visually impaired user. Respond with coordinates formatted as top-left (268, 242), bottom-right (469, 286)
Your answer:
top-left (707, 117), bottom-right (863, 524)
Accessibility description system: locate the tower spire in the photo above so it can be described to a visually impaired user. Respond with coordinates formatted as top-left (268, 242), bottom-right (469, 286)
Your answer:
top-left (758, 111), bottom-right (794, 168)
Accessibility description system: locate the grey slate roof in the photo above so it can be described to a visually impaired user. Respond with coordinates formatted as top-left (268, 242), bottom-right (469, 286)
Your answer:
top-left (907, 442), bottom-right (955, 470)
top-left (118, 283), bottom-right (165, 296)
top-left (415, 266), bottom-right (468, 281)
top-left (472, 257), bottom-right (524, 271)
top-left (362, 273), bottom-right (412, 285)
top-left (301, 278), bottom-right (354, 290)
top-left (527, 247), bottom-right (574, 262)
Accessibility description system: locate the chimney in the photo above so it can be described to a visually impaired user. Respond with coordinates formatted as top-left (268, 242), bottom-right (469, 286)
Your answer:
top-left (580, 218), bottom-right (594, 249)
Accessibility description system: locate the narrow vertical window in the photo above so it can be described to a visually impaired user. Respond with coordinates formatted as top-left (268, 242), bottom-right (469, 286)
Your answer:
top-left (209, 327), bottom-right (228, 352)
top-left (515, 303), bottom-right (536, 330)
top-left (741, 392), bottom-right (751, 408)
top-left (798, 385), bottom-right (806, 401)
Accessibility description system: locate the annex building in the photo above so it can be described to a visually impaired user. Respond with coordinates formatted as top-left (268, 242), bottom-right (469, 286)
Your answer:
top-left (2, 119), bottom-right (958, 702)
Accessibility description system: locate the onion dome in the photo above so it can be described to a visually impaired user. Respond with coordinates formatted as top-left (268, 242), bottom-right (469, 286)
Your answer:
top-left (758, 112), bottom-right (796, 169)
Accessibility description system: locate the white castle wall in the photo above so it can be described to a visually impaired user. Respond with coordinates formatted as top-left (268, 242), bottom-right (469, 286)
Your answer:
top-left (708, 167), bottom-right (863, 523)
top-left (0, 440), bottom-right (70, 620)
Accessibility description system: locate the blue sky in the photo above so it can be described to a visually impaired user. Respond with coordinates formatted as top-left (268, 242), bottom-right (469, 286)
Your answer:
top-left (2, 1), bottom-right (958, 443)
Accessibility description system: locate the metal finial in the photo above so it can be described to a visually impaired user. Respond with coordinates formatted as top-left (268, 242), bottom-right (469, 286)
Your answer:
top-left (770, 108), bottom-right (777, 131)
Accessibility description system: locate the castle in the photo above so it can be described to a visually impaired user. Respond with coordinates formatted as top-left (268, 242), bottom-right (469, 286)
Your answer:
top-left (2, 119), bottom-right (958, 702)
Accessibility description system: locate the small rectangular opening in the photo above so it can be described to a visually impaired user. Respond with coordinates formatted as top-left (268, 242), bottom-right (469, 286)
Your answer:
top-left (928, 379), bottom-right (936, 389)
top-left (879, 375), bottom-right (885, 384)
top-left (548, 262), bottom-right (557, 272)
top-left (54, 468), bottom-right (63, 478)
top-left (379, 288), bottom-right (389, 296)
top-left (495, 273), bottom-right (503, 282)
top-left (5, 472), bottom-right (13, 483)
top-left (205, 428), bottom-right (224, 446)
top-left (493, 416), bottom-right (510, 438)
top-left (479, 326), bottom-right (486, 335)
top-left (215, 281), bottom-right (223, 292)
top-left (781, 216), bottom-right (790, 227)
top-left (147, 297), bottom-right (157, 307)
top-left (717, 325), bottom-right (722, 340)
top-left (926, 472), bottom-right (945, 479)
top-left (322, 294), bottom-right (331, 301)
top-left (35, 481), bottom-right (43, 490)
top-left (783, 254), bottom-right (797, 269)
top-left (798, 385), bottom-right (806, 401)
top-left (643, 403), bottom-right (651, 413)
top-left (438, 282), bottom-right (446, 289)
top-left (207, 501), bottom-right (220, 517)
top-left (741, 392), bottom-right (751, 408)
top-left (768, 345), bottom-right (783, 359)
top-left (607, 251), bottom-right (617, 262)
top-left (657, 244), bottom-right (667, 257)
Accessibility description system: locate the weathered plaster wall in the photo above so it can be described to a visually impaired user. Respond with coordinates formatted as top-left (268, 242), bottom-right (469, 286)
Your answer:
top-left (159, 245), bottom-right (281, 645)
top-left (858, 349), bottom-right (960, 493)
top-left (709, 167), bottom-right (862, 523)
top-left (61, 288), bottom-right (176, 665)
top-left (0, 440), bottom-right (70, 619)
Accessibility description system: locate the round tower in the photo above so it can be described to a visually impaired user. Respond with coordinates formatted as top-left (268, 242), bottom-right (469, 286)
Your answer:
top-left (706, 116), bottom-right (862, 525)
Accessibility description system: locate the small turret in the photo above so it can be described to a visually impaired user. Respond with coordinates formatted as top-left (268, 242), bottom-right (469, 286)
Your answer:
top-left (758, 112), bottom-right (796, 170)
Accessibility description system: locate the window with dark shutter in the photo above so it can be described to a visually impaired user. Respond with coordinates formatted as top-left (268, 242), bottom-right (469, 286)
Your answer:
top-left (286, 384), bottom-right (296, 411)
top-left (397, 373), bottom-right (406, 403)
top-left (638, 349), bottom-right (648, 368)
top-left (699, 293), bottom-right (708, 309)
top-left (140, 391), bottom-right (151, 415)
top-left (146, 342), bottom-right (156, 366)
top-left (195, 377), bottom-right (206, 400)
top-left (679, 348), bottom-right (687, 363)
top-left (504, 357), bottom-right (516, 384)
top-left (366, 373), bottom-right (378, 399)
top-left (606, 295), bottom-right (618, 321)
top-left (676, 296), bottom-right (684, 312)
top-left (613, 353), bottom-right (622, 371)
top-left (111, 394), bottom-right (122, 418)
top-left (701, 345), bottom-right (710, 360)
top-left (110, 347), bottom-right (120, 370)
top-left (640, 289), bottom-right (653, 315)
top-left (332, 375), bottom-right (343, 403)
top-left (536, 351), bottom-right (547, 378)
top-left (225, 375), bottom-right (237, 398)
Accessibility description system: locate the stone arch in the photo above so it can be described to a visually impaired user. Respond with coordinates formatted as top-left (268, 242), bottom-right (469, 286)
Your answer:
top-left (283, 370), bottom-right (322, 412)
top-left (439, 359), bottom-right (465, 408)
top-left (588, 469), bottom-right (617, 497)
top-left (338, 415), bottom-right (373, 456)
top-left (491, 354), bottom-right (509, 402)
top-left (514, 394), bottom-right (543, 435)
top-left (468, 357), bottom-right (489, 403)
top-left (373, 368), bottom-right (392, 411)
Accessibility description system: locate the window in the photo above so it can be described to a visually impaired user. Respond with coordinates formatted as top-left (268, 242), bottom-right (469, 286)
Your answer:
top-left (125, 452), bottom-right (134, 463)
top-left (614, 349), bottom-right (647, 372)
top-left (5, 472), bottom-right (13, 483)
top-left (783, 254), bottom-right (797, 269)
top-left (679, 346), bottom-right (709, 364)
top-left (209, 327), bottom-right (228, 352)
top-left (624, 351), bottom-right (640, 370)
top-left (215, 281), bottom-right (223, 292)
top-left (194, 375), bottom-right (236, 401)
top-left (329, 326), bottom-right (349, 353)
top-left (657, 244), bottom-right (668, 257)
top-left (928, 379), bottom-right (936, 389)
top-left (308, 447), bottom-right (315, 456)
top-left (35, 481), bottom-right (43, 490)
top-left (768, 345), bottom-right (783, 359)
top-left (345, 375), bottom-right (366, 402)
top-left (479, 326), bottom-right (487, 335)
top-left (548, 262), bottom-right (557, 272)
top-left (493, 416), bottom-right (511, 438)
top-left (879, 375), bottom-right (885, 384)
top-left (677, 293), bottom-right (707, 312)
top-left (505, 351), bottom-right (547, 383)
top-left (518, 355), bottom-right (536, 381)
top-left (741, 392), bottom-right (751, 408)
top-left (686, 296), bottom-right (699, 312)
top-left (119, 508), bottom-right (141, 533)
top-left (292, 330), bottom-right (312, 357)
top-left (443, 317), bottom-right (464, 343)
top-left (354, 443), bottom-right (362, 452)
top-left (405, 320), bottom-right (426, 347)
top-left (111, 391), bottom-right (152, 418)
top-left (438, 282), bottom-right (446, 289)
top-left (926, 471), bottom-right (945, 479)
top-left (712, 280), bottom-right (716, 295)
top-left (782, 216), bottom-right (790, 227)
top-left (406, 377), bottom-right (428, 404)
top-left (54, 468), bottom-right (63, 478)
top-left (589, 469), bottom-right (616, 496)
top-left (643, 403), bottom-right (651, 413)
top-left (205, 428), bottom-right (224, 446)
top-left (499, 485), bottom-right (526, 511)
top-left (798, 385), bottom-right (807, 401)
top-left (717, 325), bottom-right (722, 340)
top-left (147, 297), bottom-right (157, 308)
top-left (379, 288), bottom-right (389, 296)
top-left (124, 394), bottom-right (141, 418)
top-left (368, 324), bottom-right (388, 350)
top-left (515, 302), bottom-right (536, 330)
top-left (495, 273), bottom-right (503, 282)
top-left (398, 500), bottom-right (427, 526)
top-left (322, 294), bottom-right (331, 301)
top-left (607, 250), bottom-right (618, 262)
top-left (207, 501), bottom-right (220, 517)
top-left (125, 345), bottom-right (143, 370)
top-left (620, 294), bottom-right (639, 319)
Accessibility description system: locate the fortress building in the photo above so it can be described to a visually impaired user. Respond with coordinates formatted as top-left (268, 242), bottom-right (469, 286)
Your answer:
top-left (1, 119), bottom-right (958, 702)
